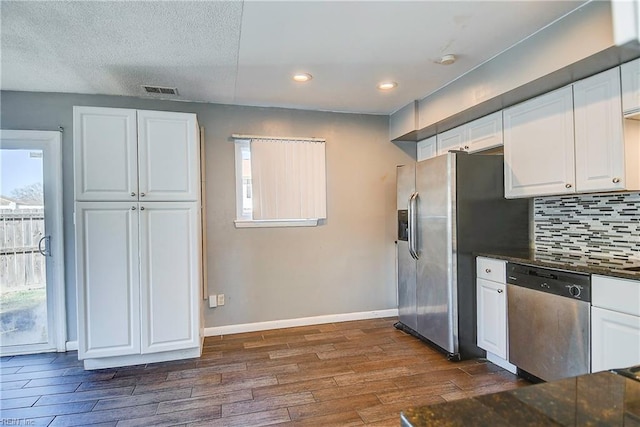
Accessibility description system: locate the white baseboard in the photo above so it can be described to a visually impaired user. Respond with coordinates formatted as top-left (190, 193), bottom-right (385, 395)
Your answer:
top-left (65, 341), bottom-right (78, 351)
top-left (204, 308), bottom-right (398, 337)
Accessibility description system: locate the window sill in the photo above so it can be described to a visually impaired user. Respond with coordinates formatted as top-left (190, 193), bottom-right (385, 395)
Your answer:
top-left (234, 219), bottom-right (319, 228)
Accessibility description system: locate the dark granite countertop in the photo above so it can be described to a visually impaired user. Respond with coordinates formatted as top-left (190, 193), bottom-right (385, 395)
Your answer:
top-left (401, 371), bottom-right (640, 427)
top-left (476, 249), bottom-right (640, 281)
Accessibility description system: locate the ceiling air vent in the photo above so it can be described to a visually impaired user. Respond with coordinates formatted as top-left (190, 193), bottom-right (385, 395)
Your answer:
top-left (142, 85), bottom-right (179, 96)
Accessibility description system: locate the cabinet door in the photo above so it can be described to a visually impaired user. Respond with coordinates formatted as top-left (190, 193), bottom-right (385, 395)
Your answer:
top-left (137, 111), bottom-right (200, 201)
top-left (592, 307), bottom-right (640, 372)
top-left (574, 68), bottom-right (625, 192)
top-left (139, 202), bottom-right (201, 354)
top-left (436, 126), bottom-right (465, 156)
top-left (466, 112), bottom-right (503, 153)
top-left (417, 136), bottom-right (437, 161)
top-left (75, 202), bottom-right (140, 359)
top-left (503, 87), bottom-right (575, 198)
top-left (73, 107), bottom-right (138, 201)
top-left (621, 58), bottom-right (640, 115)
top-left (476, 278), bottom-right (507, 359)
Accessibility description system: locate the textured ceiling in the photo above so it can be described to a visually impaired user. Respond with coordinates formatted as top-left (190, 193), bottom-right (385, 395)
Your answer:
top-left (1, 1), bottom-right (587, 115)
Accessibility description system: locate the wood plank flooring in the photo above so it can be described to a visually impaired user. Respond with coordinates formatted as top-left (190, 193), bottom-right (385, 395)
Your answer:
top-left (0, 317), bottom-right (529, 426)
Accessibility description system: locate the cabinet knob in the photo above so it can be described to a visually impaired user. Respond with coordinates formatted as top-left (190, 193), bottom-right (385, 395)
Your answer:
top-left (464, 145), bottom-right (469, 150)
top-left (140, 206), bottom-right (145, 211)
top-left (485, 268), bottom-right (491, 273)
top-left (497, 289), bottom-right (503, 294)
top-left (612, 177), bottom-right (620, 183)
top-left (140, 192), bottom-right (146, 197)
top-left (565, 183), bottom-right (572, 189)
top-left (131, 206), bottom-right (136, 210)
top-left (131, 192), bottom-right (136, 197)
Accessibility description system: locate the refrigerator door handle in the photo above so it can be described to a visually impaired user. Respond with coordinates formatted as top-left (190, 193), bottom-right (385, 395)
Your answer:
top-left (407, 194), bottom-right (415, 260)
top-left (408, 193), bottom-right (419, 260)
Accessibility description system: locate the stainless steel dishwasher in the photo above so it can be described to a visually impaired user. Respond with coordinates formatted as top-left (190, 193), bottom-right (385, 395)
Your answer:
top-left (506, 262), bottom-right (591, 382)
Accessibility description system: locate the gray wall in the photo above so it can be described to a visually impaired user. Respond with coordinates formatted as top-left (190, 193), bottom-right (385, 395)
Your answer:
top-left (1, 91), bottom-right (410, 341)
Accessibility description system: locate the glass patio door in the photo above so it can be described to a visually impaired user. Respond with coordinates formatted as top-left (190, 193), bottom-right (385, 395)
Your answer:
top-left (0, 130), bottom-right (65, 356)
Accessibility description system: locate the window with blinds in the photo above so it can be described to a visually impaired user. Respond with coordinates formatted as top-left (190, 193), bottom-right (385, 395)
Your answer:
top-left (233, 135), bottom-right (326, 227)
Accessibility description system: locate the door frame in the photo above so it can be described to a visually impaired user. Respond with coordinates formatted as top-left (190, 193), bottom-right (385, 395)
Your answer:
top-left (0, 130), bottom-right (66, 355)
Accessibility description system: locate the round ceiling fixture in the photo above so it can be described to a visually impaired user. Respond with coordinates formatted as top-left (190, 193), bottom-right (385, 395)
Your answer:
top-left (440, 54), bottom-right (456, 65)
top-left (293, 73), bottom-right (313, 82)
top-left (377, 81), bottom-right (398, 91)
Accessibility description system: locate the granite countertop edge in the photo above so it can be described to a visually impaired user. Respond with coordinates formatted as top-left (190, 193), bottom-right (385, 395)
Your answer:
top-left (400, 371), bottom-right (640, 427)
top-left (476, 251), bottom-right (640, 281)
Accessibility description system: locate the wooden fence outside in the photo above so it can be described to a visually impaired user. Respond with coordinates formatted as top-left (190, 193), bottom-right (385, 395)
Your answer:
top-left (0, 210), bottom-right (46, 291)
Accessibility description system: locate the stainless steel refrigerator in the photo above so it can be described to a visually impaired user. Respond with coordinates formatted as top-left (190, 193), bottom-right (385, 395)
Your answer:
top-left (396, 151), bottom-right (529, 360)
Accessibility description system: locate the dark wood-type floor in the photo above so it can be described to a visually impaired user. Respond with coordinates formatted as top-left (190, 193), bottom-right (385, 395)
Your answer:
top-left (1, 317), bottom-right (530, 426)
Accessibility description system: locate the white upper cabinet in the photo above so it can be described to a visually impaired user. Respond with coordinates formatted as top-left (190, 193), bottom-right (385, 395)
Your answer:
top-left (504, 86), bottom-right (575, 198)
top-left (137, 110), bottom-right (200, 202)
top-left (465, 111), bottom-right (503, 153)
top-left (74, 107), bottom-right (200, 202)
top-left (417, 136), bottom-right (437, 161)
top-left (573, 68), bottom-right (626, 192)
top-left (621, 58), bottom-right (640, 117)
top-left (436, 126), bottom-right (465, 156)
top-left (436, 112), bottom-right (503, 156)
top-left (74, 107), bottom-right (138, 201)
top-left (504, 66), bottom-right (639, 198)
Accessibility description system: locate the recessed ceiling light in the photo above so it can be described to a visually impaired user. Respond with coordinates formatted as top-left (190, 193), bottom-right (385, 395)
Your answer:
top-left (377, 81), bottom-right (398, 91)
top-left (293, 73), bottom-right (313, 83)
top-left (439, 54), bottom-right (457, 65)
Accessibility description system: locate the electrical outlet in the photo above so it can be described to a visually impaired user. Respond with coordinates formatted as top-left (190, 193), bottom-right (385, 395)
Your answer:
top-left (217, 294), bottom-right (225, 306)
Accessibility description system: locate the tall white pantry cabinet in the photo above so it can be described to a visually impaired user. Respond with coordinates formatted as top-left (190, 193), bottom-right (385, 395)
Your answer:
top-left (73, 106), bottom-right (203, 370)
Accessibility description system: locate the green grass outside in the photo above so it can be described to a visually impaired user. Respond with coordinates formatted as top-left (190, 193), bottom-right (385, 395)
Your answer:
top-left (0, 288), bottom-right (46, 314)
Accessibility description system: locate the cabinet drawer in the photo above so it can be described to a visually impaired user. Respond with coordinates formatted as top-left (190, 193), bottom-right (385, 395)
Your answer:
top-left (592, 275), bottom-right (640, 316)
top-left (476, 257), bottom-right (506, 282)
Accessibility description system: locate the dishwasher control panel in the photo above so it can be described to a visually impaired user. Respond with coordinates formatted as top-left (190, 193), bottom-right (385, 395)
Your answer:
top-left (506, 263), bottom-right (591, 302)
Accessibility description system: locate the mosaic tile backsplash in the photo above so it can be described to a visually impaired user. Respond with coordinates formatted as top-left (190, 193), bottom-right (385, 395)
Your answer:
top-left (534, 192), bottom-right (640, 266)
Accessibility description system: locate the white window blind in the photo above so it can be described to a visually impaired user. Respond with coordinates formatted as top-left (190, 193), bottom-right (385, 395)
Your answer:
top-left (233, 135), bottom-right (326, 225)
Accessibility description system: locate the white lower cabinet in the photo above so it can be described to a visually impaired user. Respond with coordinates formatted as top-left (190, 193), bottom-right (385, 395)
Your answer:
top-left (476, 257), bottom-right (515, 373)
top-left (140, 203), bottom-right (201, 354)
top-left (591, 274), bottom-right (640, 372)
top-left (76, 203), bottom-right (141, 359)
top-left (76, 202), bottom-right (201, 369)
top-left (477, 278), bottom-right (507, 358)
top-left (592, 307), bottom-right (640, 372)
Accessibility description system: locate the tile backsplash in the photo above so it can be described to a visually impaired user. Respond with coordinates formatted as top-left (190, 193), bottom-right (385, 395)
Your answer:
top-left (534, 192), bottom-right (640, 264)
